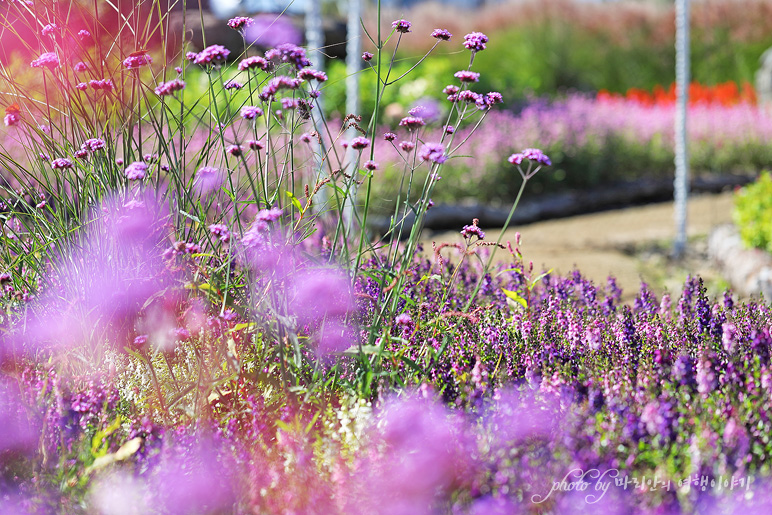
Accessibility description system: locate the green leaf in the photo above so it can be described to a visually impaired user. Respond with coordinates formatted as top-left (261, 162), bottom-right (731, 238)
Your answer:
top-left (286, 191), bottom-right (302, 211)
top-left (502, 288), bottom-right (528, 309)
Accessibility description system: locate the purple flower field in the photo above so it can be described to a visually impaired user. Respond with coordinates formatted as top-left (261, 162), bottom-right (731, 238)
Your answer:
top-left (369, 94), bottom-right (772, 206)
top-left (0, 2), bottom-right (771, 514)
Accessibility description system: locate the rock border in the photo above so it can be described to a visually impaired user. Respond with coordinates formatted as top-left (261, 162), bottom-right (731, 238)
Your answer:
top-left (371, 173), bottom-right (756, 234)
top-left (708, 224), bottom-right (772, 299)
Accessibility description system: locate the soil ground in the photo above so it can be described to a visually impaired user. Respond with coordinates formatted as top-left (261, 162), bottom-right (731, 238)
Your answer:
top-left (426, 191), bottom-right (735, 302)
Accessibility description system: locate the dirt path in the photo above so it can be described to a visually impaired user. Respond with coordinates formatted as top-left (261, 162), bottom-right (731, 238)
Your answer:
top-left (427, 191), bottom-right (735, 300)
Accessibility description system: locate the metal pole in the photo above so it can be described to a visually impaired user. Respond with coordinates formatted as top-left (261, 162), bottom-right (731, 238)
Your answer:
top-left (673, 0), bottom-right (690, 258)
top-left (343, 0), bottom-right (362, 233)
top-left (305, 0), bottom-right (327, 206)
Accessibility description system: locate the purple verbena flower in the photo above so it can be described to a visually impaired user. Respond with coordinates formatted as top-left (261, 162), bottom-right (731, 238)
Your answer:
top-left (349, 136), bottom-right (371, 150)
top-left (74, 61), bottom-right (87, 73)
top-left (90, 79), bottom-right (114, 91)
top-left (30, 52), bottom-right (60, 70)
top-left (392, 19), bottom-right (412, 33)
top-left (209, 224), bottom-right (230, 243)
top-left (298, 68), bottom-right (327, 82)
top-left (256, 207), bottom-right (283, 222)
top-left (124, 161), bottom-right (148, 180)
top-left (265, 43), bottom-right (311, 70)
top-left (223, 79), bottom-right (243, 90)
top-left (364, 160), bottom-right (378, 171)
top-left (398, 116), bottom-right (425, 131)
top-left (454, 70), bottom-right (480, 83)
top-left (226, 144), bottom-right (242, 157)
top-left (194, 45), bottom-right (230, 67)
top-left (238, 56), bottom-right (272, 72)
top-left (259, 76), bottom-right (302, 101)
top-left (240, 105), bottom-right (264, 120)
top-left (154, 79), bottom-right (186, 96)
top-left (362, 52), bottom-right (374, 62)
top-left (123, 51), bottom-right (152, 70)
top-left (431, 29), bottom-right (452, 41)
top-left (399, 141), bottom-right (415, 152)
top-left (384, 132), bottom-right (397, 141)
top-left (395, 313), bottom-right (412, 325)
top-left (51, 158), bottom-right (73, 170)
top-left (41, 23), bottom-right (58, 36)
top-left (78, 29), bottom-right (91, 40)
top-left (457, 90), bottom-right (480, 104)
top-left (461, 219), bottom-right (485, 240)
top-left (227, 17), bottom-right (253, 30)
top-left (82, 138), bottom-right (106, 152)
top-left (419, 143), bottom-right (447, 164)
top-left (463, 32), bottom-right (489, 52)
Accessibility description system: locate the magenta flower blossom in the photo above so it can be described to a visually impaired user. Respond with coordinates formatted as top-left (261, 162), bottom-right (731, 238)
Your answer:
top-left (4, 112), bottom-right (20, 127)
top-left (227, 16), bottom-right (253, 29)
top-left (75, 82), bottom-right (88, 90)
top-left (265, 43), bottom-right (311, 70)
top-left (463, 32), bottom-right (489, 52)
top-left (194, 166), bottom-right (224, 196)
top-left (51, 158), bottom-right (73, 170)
top-left (281, 98), bottom-right (298, 109)
top-left (461, 220), bottom-right (485, 240)
top-left (398, 116), bottom-right (426, 131)
top-left (30, 52), bottom-right (60, 69)
top-left (247, 139), bottom-right (264, 150)
top-left (238, 55), bottom-right (271, 72)
top-left (383, 132), bottom-right (397, 141)
top-left (392, 19), bottom-right (412, 33)
top-left (300, 133), bottom-right (312, 143)
top-left (123, 51), bottom-right (152, 70)
top-left (175, 66), bottom-right (183, 74)
top-left (454, 70), bottom-right (480, 83)
top-left (349, 136), bottom-right (371, 150)
top-left (74, 61), bottom-right (87, 73)
top-left (226, 144), bottom-right (242, 156)
top-left (508, 148), bottom-right (551, 167)
top-left (82, 138), bottom-right (106, 152)
top-left (443, 84), bottom-right (460, 96)
top-left (74, 149), bottom-right (89, 159)
top-left (223, 79), bottom-right (243, 90)
top-left (419, 143), bottom-right (447, 164)
top-left (476, 91), bottom-right (504, 110)
top-left (90, 79), bottom-right (114, 91)
top-left (431, 28), bottom-right (452, 41)
top-left (458, 90), bottom-right (481, 104)
top-left (395, 313), bottom-right (412, 325)
top-left (258, 76), bottom-right (302, 101)
top-left (154, 79), bottom-right (185, 96)
top-left (194, 45), bottom-right (230, 66)
top-left (124, 161), bottom-right (148, 180)
top-left (185, 51), bottom-right (197, 61)
top-left (297, 68), bottom-right (327, 82)
top-left (240, 106), bottom-right (263, 120)
top-left (256, 207), bottom-right (283, 222)
top-left (364, 160), bottom-right (378, 171)
top-left (41, 23), bottom-right (58, 36)
top-left (399, 141), bottom-right (415, 152)
top-left (77, 29), bottom-right (91, 40)
top-left (362, 52), bottom-right (374, 62)
top-left (209, 223), bottom-right (230, 243)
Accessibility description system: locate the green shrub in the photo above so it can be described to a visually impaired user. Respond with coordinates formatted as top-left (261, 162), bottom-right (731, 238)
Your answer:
top-left (734, 171), bottom-right (772, 252)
